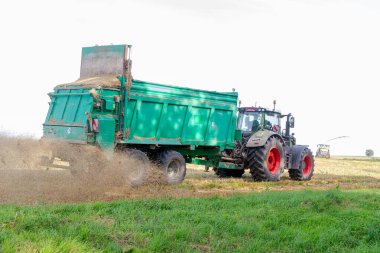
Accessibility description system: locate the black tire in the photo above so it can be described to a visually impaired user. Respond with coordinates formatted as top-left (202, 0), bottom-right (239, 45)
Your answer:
top-left (124, 149), bottom-right (150, 187)
top-left (215, 168), bottom-right (229, 177)
top-left (215, 168), bottom-right (244, 178)
top-left (157, 150), bottom-right (186, 184)
top-left (289, 148), bottom-right (314, 181)
top-left (230, 169), bottom-right (245, 178)
top-left (247, 136), bottom-right (285, 181)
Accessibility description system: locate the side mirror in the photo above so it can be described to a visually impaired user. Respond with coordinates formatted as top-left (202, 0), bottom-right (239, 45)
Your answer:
top-left (289, 116), bottom-right (295, 128)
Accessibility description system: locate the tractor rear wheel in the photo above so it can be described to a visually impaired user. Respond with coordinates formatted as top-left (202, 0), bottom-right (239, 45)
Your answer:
top-left (157, 150), bottom-right (186, 184)
top-left (289, 148), bottom-right (314, 181)
top-left (247, 136), bottom-right (285, 181)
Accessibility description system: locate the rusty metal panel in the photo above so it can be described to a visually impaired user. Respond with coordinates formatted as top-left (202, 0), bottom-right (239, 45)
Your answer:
top-left (43, 88), bottom-right (93, 142)
top-left (80, 45), bottom-right (129, 78)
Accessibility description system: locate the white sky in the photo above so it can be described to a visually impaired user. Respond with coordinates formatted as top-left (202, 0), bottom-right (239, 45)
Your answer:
top-left (0, 0), bottom-right (379, 156)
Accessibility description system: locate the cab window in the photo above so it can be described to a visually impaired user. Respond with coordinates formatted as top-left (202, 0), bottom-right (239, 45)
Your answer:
top-left (264, 112), bottom-right (281, 132)
top-left (238, 111), bottom-right (261, 132)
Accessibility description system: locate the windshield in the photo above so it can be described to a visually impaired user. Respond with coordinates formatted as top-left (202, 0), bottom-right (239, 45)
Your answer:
top-left (264, 112), bottom-right (281, 132)
top-left (237, 111), bottom-right (262, 132)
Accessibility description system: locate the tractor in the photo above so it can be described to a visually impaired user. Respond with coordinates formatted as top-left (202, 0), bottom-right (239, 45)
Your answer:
top-left (316, 144), bottom-right (331, 158)
top-left (215, 104), bottom-right (315, 181)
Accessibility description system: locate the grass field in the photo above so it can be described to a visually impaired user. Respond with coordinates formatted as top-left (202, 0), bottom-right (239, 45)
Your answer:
top-left (179, 157), bottom-right (380, 195)
top-left (0, 157), bottom-right (379, 252)
top-left (0, 189), bottom-right (379, 252)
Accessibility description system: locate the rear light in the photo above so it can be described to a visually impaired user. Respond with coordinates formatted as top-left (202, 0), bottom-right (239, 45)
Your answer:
top-left (93, 101), bottom-right (102, 108)
top-left (92, 119), bottom-right (99, 132)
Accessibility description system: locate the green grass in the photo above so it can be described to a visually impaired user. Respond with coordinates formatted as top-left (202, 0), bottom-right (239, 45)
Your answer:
top-left (0, 190), bottom-right (379, 252)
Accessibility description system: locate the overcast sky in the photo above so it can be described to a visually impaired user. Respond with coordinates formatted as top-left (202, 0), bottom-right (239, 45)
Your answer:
top-left (0, 0), bottom-right (379, 156)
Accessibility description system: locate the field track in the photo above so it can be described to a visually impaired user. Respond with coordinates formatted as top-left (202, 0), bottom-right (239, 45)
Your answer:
top-left (0, 157), bottom-right (379, 204)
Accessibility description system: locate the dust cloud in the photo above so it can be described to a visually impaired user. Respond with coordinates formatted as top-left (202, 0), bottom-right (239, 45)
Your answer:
top-left (0, 135), bottom-right (170, 204)
top-left (3, 135), bottom-right (375, 205)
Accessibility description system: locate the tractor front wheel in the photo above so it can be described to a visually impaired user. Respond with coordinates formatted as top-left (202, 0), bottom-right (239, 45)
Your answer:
top-left (289, 148), bottom-right (314, 181)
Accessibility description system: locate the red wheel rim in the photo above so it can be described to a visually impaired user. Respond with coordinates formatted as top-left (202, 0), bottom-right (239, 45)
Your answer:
top-left (303, 155), bottom-right (312, 176)
top-left (266, 147), bottom-right (281, 174)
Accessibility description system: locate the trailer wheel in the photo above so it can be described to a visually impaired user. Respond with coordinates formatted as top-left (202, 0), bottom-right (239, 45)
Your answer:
top-left (247, 136), bottom-right (285, 181)
top-left (289, 148), bottom-right (314, 181)
top-left (215, 168), bottom-right (244, 178)
top-left (124, 149), bottom-right (150, 187)
top-left (158, 150), bottom-right (186, 184)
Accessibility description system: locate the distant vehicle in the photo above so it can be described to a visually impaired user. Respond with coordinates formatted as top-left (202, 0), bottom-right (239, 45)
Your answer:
top-left (365, 149), bottom-right (374, 157)
top-left (316, 144), bottom-right (330, 158)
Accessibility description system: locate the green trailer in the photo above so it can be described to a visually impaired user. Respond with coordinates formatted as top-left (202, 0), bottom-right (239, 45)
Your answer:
top-left (43, 44), bottom-right (239, 184)
top-left (43, 44), bottom-right (315, 184)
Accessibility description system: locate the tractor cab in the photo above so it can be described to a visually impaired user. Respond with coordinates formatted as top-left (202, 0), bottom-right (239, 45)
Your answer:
top-left (237, 107), bottom-right (282, 134)
top-left (237, 106), bottom-right (296, 145)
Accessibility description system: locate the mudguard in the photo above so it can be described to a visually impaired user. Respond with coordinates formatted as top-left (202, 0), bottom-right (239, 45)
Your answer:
top-left (245, 130), bottom-right (284, 148)
top-left (290, 145), bottom-right (309, 169)
top-left (96, 116), bottom-right (116, 150)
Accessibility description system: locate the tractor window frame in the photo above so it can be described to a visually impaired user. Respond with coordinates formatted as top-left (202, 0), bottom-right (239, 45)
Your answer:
top-left (263, 112), bottom-right (281, 132)
top-left (237, 111), bottom-right (262, 132)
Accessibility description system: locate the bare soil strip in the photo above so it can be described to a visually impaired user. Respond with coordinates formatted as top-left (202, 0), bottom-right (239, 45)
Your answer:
top-left (0, 136), bottom-right (379, 204)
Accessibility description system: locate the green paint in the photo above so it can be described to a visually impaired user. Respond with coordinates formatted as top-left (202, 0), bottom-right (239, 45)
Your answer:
top-left (122, 80), bottom-right (238, 150)
top-left (43, 79), bottom-right (238, 160)
top-left (218, 162), bottom-right (240, 169)
top-left (43, 88), bottom-right (93, 142)
top-left (43, 125), bottom-right (88, 144)
top-left (43, 44), bottom-right (239, 168)
top-left (234, 129), bottom-right (243, 141)
top-left (191, 158), bottom-right (219, 167)
top-left (96, 116), bottom-right (116, 150)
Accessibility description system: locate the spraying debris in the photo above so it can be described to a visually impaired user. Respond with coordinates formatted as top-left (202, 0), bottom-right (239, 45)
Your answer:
top-left (0, 134), bottom-right (169, 204)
